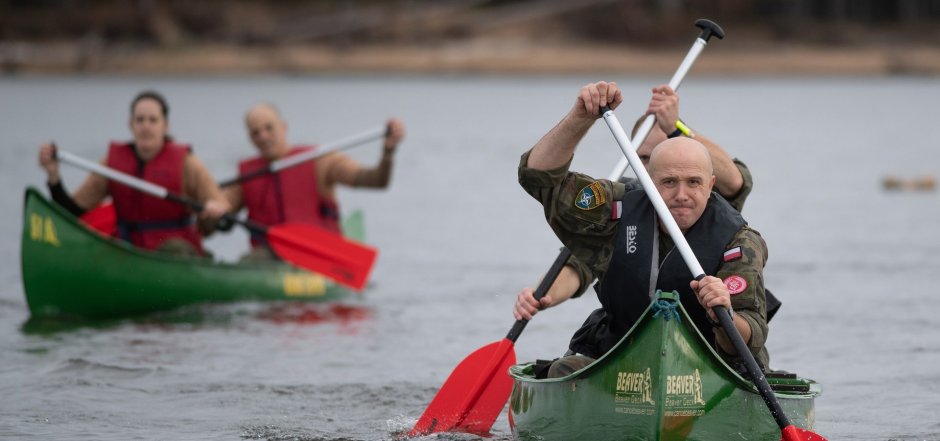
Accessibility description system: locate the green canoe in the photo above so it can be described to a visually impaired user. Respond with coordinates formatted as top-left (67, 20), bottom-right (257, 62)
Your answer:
top-left (509, 291), bottom-right (820, 441)
top-left (21, 187), bottom-right (361, 320)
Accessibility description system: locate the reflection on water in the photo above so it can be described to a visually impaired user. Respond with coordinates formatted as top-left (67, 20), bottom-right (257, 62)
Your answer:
top-left (257, 303), bottom-right (373, 327)
top-left (23, 302), bottom-right (374, 335)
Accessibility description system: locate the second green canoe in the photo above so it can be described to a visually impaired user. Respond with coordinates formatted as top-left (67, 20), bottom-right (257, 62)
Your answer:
top-left (21, 187), bottom-right (363, 320)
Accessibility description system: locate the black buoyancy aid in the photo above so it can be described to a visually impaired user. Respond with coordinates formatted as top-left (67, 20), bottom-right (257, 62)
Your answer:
top-left (569, 189), bottom-right (745, 358)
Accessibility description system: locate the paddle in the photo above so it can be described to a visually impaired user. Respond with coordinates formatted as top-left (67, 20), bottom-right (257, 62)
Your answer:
top-left (218, 125), bottom-right (387, 188)
top-left (408, 18), bottom-right (724, 438)
top-left (408, 249), bottom-right (571, 437)
top-left (604, 19), bottom-right (782, 324)
top-left (54, 149), bottom-right (377, 291)
top-left (599, 91), bottom-right (827, 441)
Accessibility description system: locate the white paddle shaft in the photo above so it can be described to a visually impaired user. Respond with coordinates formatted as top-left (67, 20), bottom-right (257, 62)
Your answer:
top-left (606, 35), bottom-right (710, 181)
top-left (599, 32), bottom-right (714, 275)
top-left (271, 125), bottom-right (386, 172)
top-left (56, 150), bottom-right (169, 200)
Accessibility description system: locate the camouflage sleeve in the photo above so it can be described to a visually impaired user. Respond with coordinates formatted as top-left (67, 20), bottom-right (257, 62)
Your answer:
top-left (724, 158), bottom-right (753, 212)
top-left (714, 225), bottom-right (769, 366)
top-left (518, 149), bottom-right (625, 288)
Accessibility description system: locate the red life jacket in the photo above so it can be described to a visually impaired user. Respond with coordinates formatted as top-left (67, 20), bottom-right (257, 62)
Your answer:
top-left (106, 141), bottom-right (204, 253)
top-left (239, 146), bottom-right (341, 246)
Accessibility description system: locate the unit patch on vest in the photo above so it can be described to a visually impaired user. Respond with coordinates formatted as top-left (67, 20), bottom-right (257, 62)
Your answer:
top-left (723, 275), bottom-right (748, 295)
top-left (722, 246), bottom-right (742, 262)
top-left (575, 181), bottom-right (607, 210)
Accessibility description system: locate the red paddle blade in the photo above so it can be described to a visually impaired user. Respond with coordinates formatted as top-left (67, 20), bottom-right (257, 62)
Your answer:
top-left (782, 425), bottom-right (828, 441)
top-left (266, 223), bottom-right (378, 291)
top-left (79, 201), bottom-right (117, 237)
top-left (409, 339), bottom-right (516, 437)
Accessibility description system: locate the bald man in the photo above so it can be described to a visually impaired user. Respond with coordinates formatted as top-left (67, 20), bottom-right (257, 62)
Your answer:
top-left (630, 84), bottom-right (784, 321)
top-left (223, 104), bottom-right (404, 259)
top-left (514, 81), bottom-right (770, 378)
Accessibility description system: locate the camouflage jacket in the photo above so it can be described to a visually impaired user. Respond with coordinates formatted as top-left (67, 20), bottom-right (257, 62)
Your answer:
top-left (518, 149), bottom-right (769, 368)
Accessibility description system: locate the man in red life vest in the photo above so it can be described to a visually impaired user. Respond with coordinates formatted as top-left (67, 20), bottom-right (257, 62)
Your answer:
top-left (224, 103), bottom-right (404, 260)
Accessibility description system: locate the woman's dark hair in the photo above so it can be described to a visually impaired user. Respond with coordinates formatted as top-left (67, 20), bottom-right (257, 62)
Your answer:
top-left (130, 90), bottom-right (169, 119)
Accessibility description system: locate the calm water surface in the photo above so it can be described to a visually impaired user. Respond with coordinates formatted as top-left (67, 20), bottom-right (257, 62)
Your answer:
top-left (1, 74), bottom-right (939, 440)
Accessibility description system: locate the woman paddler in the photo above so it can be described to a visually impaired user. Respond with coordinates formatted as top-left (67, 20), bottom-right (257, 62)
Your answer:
top-left (37, 90), bottom-right (230, 256)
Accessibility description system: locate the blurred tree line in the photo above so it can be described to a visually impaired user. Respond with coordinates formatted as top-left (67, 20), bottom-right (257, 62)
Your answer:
top-left (2, 0), bottom-right (939, 48)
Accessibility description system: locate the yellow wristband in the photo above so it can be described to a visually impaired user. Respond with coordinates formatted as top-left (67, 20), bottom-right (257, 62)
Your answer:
top-left (675, 119), bottom-right (694, 138)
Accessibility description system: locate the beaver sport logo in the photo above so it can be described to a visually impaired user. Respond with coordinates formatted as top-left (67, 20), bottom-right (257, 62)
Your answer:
top-left (575, 181), bottom-right (606, 210)
top-left (723, 275), bottom-right (748, 295)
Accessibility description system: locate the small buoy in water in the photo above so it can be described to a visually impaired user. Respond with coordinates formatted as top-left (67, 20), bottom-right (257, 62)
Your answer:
top-left (882, 174), bottom-right (936, 191)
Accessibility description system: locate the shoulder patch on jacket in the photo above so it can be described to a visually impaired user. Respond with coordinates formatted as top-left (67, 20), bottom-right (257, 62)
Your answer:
top-left (575, 181), bottom-right (607, 210)
top-left (723, 275), bottom-right (748, 295)
top-left (610, 200), bottom-right (622, 219)
top-left (723, 246), bottom-right (742, 262)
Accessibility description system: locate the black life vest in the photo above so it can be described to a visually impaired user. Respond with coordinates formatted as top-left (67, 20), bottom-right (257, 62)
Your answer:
top-left (569, 188), bottom-right (745, 358)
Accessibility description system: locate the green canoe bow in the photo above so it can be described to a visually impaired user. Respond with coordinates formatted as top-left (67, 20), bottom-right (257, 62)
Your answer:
top-left (21, 187), bottom-right (361, 320)
top-left (509, 291), bottom-right (820, 441)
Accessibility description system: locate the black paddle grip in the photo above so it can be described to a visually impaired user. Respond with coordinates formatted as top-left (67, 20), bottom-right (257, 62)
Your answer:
top-left (506, 247), bottom-right (572, 343)
top-left (165, 192), bottom-right (204, 212)
top-left (695, 19), bottom-right (725, 42)
top-left (165, 193), bottom-right (258, 236)
top-left (714, 304), bottom-right (792, 429)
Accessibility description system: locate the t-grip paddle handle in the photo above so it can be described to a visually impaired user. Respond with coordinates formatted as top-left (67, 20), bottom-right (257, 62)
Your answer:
top-left (604, 18), bottom-right (724, 181)
top-left (505, 247), bottom-right (572, 343)
top-left (694, 18), bottom-right (725, 42)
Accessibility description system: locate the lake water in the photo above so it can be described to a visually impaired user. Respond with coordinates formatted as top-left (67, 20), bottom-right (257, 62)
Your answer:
top-left (1, 74), bottom-right (939, 440)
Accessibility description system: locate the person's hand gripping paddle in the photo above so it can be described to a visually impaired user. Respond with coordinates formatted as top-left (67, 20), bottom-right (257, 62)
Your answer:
top-left (54, 148), bottom-right (377, 291)
top-left (598, 63), bottom-right (828, 441)
top-left (409, 18), bottom-right (729, 438)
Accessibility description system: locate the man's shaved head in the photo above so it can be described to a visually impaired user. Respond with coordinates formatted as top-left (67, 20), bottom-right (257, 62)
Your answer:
top-left (245, 102), bottom-right (289, 160)
top-left (648, 137), bottom-right (713, 177)
top-left (648, 137), bottom-right (716, 232)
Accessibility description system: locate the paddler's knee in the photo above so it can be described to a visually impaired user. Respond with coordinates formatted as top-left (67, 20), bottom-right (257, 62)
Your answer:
top-left (157, 238), bottom-right (208, 258)
top-left (238, 245), bottom-right (277, 263)
top-left (547, 354), bottom-right (596, 378)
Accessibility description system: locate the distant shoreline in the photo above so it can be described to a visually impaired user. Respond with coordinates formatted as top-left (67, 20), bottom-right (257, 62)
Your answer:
top-left (4, 40), bottom-right (940, 76)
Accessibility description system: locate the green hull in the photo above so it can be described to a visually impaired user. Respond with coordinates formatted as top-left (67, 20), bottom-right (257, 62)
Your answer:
top-left (21, 187), bottom-right (361, 320)
top-left (509, 291), bottom-right (820, 441)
